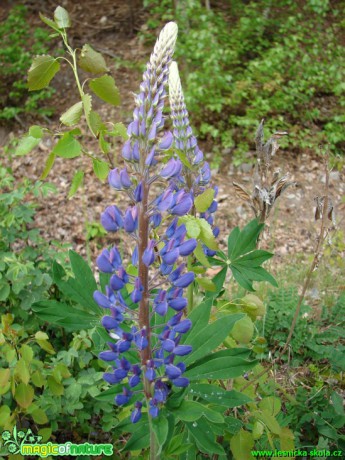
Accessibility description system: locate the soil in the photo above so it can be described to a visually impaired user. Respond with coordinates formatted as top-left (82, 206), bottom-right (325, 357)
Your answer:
top-left (1, 0), bottom-right (345, 280)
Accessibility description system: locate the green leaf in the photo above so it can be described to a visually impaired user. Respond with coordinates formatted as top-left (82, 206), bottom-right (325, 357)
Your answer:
top-left (15, 359), bottom-right (30, 385)
top-left (166, 434), bottom-right (193, 456)
top-left (89, 75), bottom-right (120, 106)
top-left (108, 122), bottom-right (128, 139)
top-left (47, 376), bottom-right (64, 396)
top-left (123, 423), bottom-right (150, 451)
top-left (40, 153), bottom-right (56, 179)
top-left (186, 417), bottom-right (225, 455)
top-left (99, 132), bottom-right (110, 154)
top-left (52, 132), bottom-right (81, 158)
top-left (194, 242), bottom-right (211, 268)
top-left (14, 383), bottom-right (34, 409)
top-left (28, 55), bottom-right (60, 91)
top-left (52, 261), bottom-right (99, 314)
top-left (54, 6), bottom-right (71, 28)
top-left (198, 218), bottom-right (218, 250)
top-left (68, 171), bottom-right (84, 198)
top-left (185, 349), bottom-right (258, 380)
top-left (259, 397), bottom-right (281, 417)
top-left (32, 300), bottom-right (97, 331)
top-left (253, 410), bottom-right (281, 435)
top-left (60, 101), bottom-right (83, 126)
top-left (0, 369), bottom-right (11, 387)
top-left (230, 429), bottom-right (255, 460)
top-left (31, 408), bottom-right (48, 425)
top-left (188, 384), bottom-right (251, 408)
top-left (331, 391), bottom-right (344, 415)
top-left (39, 12), bottom-right (60, 32)
top-left (182, 297), bottom-right (213, 344)
top-left (184, 314), bottom-right (244, 365)
top-left (79, 44), bottom-right (108, 74)
top-left (229, 219), bottom-right (263, 259)
top-left (29, 125), bottom-right (43, 138)
top-left (185, 218), bottom-right (201, 239)
top-left (194, 189), bottom-right (215, 213)
top-left (173, 400), bottom-right (224, 423)
top-left (15, 135), bottom-right (40, 156)
top-left (196, 277), bottom-right (216, 291)
top-left (92, 158), bottom-right (109, 181)
top-left (69, 250), bottom-right (98, 299)
top-left (20, 345), bottom-right (34, 363)
top-left (152, 414), bottom-right (169, 455)
top-left (0, 280), bottom-right (10, 301)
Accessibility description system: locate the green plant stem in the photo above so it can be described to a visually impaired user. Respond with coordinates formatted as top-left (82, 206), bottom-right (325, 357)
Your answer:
top-left (147, 411), bottom-right (157, 460)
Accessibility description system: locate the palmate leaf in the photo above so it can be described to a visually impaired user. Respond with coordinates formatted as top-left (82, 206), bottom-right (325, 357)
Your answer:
top-left (186, 417), bottom-right (225, 456)
top-left (226, 219), bottom-right (277, 291)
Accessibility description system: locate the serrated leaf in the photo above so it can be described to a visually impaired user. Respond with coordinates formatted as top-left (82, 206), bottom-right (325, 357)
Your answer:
top-left (92, 158), bottom-right (109, 181)
top-left (109, 122), bottom-right (128, 139)
top-left (15, 135), bottom-right (40, 156)
top-left (99, 131), bottom-right (110, 153)
top-left (28, 55), bottom-right (60, 91)
top-left (54, 6), bottom-right (71, 28)
top-left (89, 75), bottom-right (120, 106)
top-left (52, 132), bottom-right (81, 158)
top-left (39, 12), bottom-right (60, 32)
top-left (194, 242), bottom-right (211, 268)
top-left (198, 218), bottom-right (218, 250)
top-left (60, 101), bottom-right (83, 126)
top-left (79, 44), bottom-right (108, 74)
top-left (185, 217), bottom-right (201, 239)
top-left (68, 171), bottom-right (84, 198)
top-left (195, 189), bottom-right (215, 213)
top-left (40, 153), bottom-right (56, 179)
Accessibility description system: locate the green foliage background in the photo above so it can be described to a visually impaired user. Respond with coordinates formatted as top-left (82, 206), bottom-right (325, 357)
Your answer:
top-left (145, 0), bottom-right (345, 162)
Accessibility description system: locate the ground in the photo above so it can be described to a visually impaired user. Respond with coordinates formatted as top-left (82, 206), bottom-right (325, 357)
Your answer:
top-left (1, 0), bottom-right (344, 278)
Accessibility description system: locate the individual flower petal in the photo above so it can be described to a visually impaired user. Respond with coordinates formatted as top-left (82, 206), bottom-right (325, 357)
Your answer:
top-left (165, 364), bottom-right (182, 380)
top-left (94, 291), bottom-right (111, 309)
top-left (131, 401), bottom-right (142, 423)
top-left (173, 345), bottom-right (192, 356)
top-left (173, 272), bottom-right (195, 288)
top-left (160, 158), bottom-right (182, 179)
top-left (172, 377), bottom-right (189, 387)
top-left (142, 240), bottom-right (156, 267)
top-left (178, 239), bottom-right (197, 256)
top-left (170, 191), bottom-right (193, 216)
top-left (120, 168), bottom-right (132, 188)
top-left (101, 205), bottom-right (123, 232)
top-left (158, 131), bottom-right (174, 150)
top-left (108, 168), bottom-right (122, 189)
top-left (99, 351), bottom-right (117, 361)
top-left (169, 297), bottom-right (187, 311)
top-left (173, 318), bottom-right (192, 333)
top-left (115, 388), bottom-right (132, 406)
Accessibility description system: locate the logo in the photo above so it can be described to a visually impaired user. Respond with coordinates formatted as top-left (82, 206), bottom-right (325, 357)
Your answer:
top-left (1, 427), bottom-right (113, 457)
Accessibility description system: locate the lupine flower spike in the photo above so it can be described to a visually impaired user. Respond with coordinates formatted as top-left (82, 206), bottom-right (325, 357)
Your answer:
top-left (94, 23), bottom-right (200, 423)
top-left (169, 61), bottom-right (219, 255)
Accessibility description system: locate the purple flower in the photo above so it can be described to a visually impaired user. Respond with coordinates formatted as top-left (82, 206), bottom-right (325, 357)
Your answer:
top-left (131, 401), bottom-right (143, 423)
top-left (178, 239), bottom-right (197, 256)
top-left (115, 387), bottom-right (132, 406)
top-left (142, 240), bottom-right (156, 267)
top-left (101, 206), bottom-right (123, 232)
top-left (173, 272), bottom-right (195, 288)
top-left (160, 158), bottom-right (182, 179)
top-left (170, 191), bottom-right (193, 216)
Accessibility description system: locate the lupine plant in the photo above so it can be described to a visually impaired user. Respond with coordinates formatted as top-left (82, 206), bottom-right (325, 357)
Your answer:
top-left (93, 21), bottom-right (199, 453)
